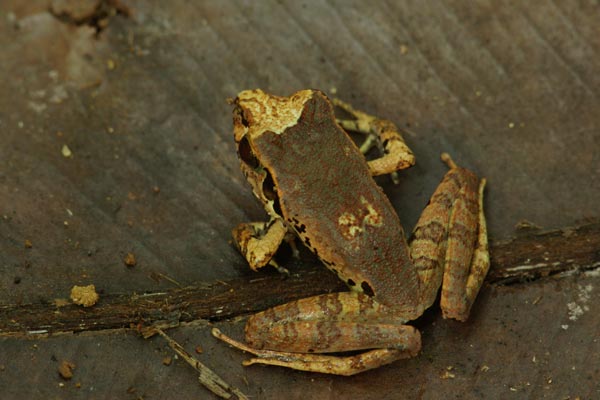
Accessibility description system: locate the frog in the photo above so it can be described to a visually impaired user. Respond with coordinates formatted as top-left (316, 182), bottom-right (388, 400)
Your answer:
top-left (212, 89), bottom-right (489, 376)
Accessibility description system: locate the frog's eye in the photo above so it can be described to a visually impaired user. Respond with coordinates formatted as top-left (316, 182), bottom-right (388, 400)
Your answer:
top-left (238, 136), bottom-right (259, 169)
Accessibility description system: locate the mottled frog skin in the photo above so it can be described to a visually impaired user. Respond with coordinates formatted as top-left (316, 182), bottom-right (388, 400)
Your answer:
top-left (213, 89), bottom-right (489, 375)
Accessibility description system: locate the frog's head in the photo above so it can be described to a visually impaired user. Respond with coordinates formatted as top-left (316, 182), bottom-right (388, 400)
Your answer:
top-left (230, 89), bottom-right (314, 219)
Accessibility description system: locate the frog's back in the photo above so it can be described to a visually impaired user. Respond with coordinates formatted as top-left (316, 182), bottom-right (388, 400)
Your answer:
top-left (250, 91), bottom-right (419, 310)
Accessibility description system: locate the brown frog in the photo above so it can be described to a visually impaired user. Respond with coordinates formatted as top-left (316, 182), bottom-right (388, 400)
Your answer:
top-left (212, 89), bottom-right (489, 375)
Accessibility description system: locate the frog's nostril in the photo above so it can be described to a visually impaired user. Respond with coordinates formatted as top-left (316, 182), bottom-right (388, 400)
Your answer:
top-left (361, 281), bottom-right (375, 297)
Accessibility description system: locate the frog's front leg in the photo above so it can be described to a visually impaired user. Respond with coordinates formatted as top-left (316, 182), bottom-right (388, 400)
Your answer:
top-left (232, 219), bottom-right (289, 272)
top-left (332, 98), bottom-right (415, 181)
top-left (212, 292), bottom-right (421, 375)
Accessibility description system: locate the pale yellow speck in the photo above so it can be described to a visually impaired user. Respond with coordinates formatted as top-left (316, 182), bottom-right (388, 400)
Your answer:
top-left (61, 144), bottom-right (72, 158)
top-left (508, 122), bottom-right (515, 128)
top-left (107, 59), bottom-right (116, 70)
top-left (70, 284), bottom-right (99, 307)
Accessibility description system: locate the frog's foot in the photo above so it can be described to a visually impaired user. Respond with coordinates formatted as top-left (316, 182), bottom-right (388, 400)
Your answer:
top-left (213, 328), bottom-right (415, 376)
top-left (410, 153), bottom-right (489, 321)
top-left (232, 219), bottom-right (287, 271)
top-left (332, 98), bottom-right (415, 182)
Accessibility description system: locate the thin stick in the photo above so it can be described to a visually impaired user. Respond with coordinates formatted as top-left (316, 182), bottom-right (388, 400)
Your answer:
top-left (156, 328), bottom-right (249, 400)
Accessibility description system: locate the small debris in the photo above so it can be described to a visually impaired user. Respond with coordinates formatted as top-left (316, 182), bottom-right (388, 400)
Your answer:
top-left (561, 324), bottom-right (569, 330)
top-left (152, 185), bottom-right (161, 194)
top-left (70, 284), bottom-right (99, 307)
top-left (195, 345), bottom-right (203, 354)
top-left (13, 276), bottom-right (21, 284)
top-left (58, 360), bottom-right (75, 380)
top-left (107, 59), bottom-right (116, 70)
top-left (124, 253), bottom-right (136, 267)
top-left (400, 44), bottom-right (409, 54)
top-left (54, 298), bottom-right (70, 307)
top-left (50, 85), bottom-right (69, 104)
top-left (515, 219), bottom-right (541, 231)
top-left (28, 101), bottom-right (47, 113)
top-left (61, 144), bottom-right (73, 158)
top-left (162, 356), bottom-right (172, 366)
top-left (75, 382), bottom-right (81, 389)
top-left (508, 122), bottom-right (515, 128)
top-left (480, 365), bottom-right (490, 372)
top-left (440, 366), bottom-right (455, 379)
top-left (24, 239), bottom-right (33, 248)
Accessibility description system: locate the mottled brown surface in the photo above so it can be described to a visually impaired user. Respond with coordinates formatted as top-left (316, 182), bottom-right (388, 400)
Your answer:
top-left (1, 1), bottom-right (599, 399)
top-left (250, 91), bottom-right (421, 308)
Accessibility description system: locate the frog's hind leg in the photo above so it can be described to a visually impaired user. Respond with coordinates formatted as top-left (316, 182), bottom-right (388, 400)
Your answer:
top-left (232, 219), bottom-right (288, 272)
top-left (213, 329), bottom-right (414, 376)
top-left (440, 154), bottom-right (489, 320)
top-left (332, 98), bottom-right (415, 182)
top-left (409, 153), bottom-right (489, 321)
top-left (212, 292), bottom-right (421, 375)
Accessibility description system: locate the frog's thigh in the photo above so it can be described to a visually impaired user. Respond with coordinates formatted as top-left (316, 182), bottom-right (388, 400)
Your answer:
top-left (244, 292), bottom-right (415, 348)
top-left (246, 319), bottom-right (419, 354)
top-left (232, 219), bottom-right (287, 271)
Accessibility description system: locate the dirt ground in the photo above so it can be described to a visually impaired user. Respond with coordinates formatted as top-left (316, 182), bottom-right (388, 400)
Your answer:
top-left (1, 1), bottom-right (599, 399)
